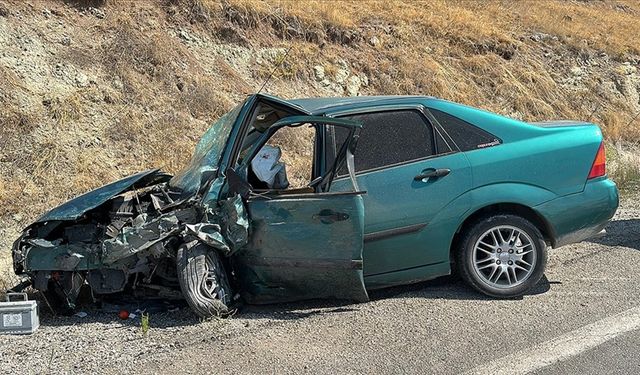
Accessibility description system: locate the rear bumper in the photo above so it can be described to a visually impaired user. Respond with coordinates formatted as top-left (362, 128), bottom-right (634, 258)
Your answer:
top-left (534, 178), bottom-right (619, 248)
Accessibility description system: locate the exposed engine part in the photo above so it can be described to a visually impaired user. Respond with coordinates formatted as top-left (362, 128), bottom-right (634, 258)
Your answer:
top-left (43, 271), bottom-right (85, 314)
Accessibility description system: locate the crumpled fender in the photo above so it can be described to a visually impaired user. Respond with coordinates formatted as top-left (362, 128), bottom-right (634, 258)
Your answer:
top-left (189, 195), bottom-right (249, 256)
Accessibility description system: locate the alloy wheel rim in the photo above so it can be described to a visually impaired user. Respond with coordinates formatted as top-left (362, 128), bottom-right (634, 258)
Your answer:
top-left (472, 225), bottom-right (537, 289)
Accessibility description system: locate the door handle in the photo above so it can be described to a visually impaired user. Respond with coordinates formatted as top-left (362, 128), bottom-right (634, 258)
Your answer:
top-left (313, 209), bottom-right (350, 224)
top-left (414, 168), bottom-right (450, 181)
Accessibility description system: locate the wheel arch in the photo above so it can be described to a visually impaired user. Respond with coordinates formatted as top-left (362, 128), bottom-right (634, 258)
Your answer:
top-left (450, 202), bottom-right (556, 260)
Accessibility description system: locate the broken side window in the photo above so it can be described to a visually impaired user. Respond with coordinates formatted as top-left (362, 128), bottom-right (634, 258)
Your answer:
top-left (169, 103), bottom-right (243, 195)
top-left (251, 124), bottom-right (316, 190)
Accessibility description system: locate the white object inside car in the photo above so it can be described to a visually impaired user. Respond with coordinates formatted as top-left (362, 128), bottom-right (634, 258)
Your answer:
top-left (251, 145), bottom-right (289, 189)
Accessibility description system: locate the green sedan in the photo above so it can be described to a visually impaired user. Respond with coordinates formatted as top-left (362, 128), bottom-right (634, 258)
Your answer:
top-left (11, 94), bottom-right (619, 317)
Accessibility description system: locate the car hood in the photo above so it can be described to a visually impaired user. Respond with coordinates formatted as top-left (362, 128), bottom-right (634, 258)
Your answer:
top-left (34, 169), bottom-right (170, 224)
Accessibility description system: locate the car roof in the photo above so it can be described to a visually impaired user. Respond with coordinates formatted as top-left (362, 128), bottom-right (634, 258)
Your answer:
top-left (283, 94), bottom-right (541, 142)
top-left (288, 95), bottom-right (437, 115)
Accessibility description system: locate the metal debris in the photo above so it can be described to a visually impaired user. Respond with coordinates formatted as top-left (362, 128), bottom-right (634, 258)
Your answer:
top-left (11, 168), bottom-right (249, 316)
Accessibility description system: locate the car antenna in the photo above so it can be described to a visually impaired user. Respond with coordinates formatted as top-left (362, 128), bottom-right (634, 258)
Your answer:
top-left (257, 46), bottom-right (293, 94)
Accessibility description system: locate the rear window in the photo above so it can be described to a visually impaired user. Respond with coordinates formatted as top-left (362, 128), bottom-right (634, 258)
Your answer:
top-left (334, 110), bottom-right (435, 173)
top-left (429, 108), bottom-right (500, 151)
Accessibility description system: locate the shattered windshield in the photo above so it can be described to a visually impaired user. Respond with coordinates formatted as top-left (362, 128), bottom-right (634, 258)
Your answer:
top-left (169, 103), bottom-right (243, 194)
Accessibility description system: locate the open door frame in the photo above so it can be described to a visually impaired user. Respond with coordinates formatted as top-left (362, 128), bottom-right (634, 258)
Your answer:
top-left (229, 115), bottom-right (368, 305)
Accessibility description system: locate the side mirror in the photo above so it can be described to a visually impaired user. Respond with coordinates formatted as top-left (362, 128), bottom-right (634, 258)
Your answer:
top-left (226, 168), bottom-right (252, 199)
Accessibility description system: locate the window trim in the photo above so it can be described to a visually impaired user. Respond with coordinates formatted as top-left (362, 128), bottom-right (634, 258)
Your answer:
top-left (324, 104), bottom-right (459, 178)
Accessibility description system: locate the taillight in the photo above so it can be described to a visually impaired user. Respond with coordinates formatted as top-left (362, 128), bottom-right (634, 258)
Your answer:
top-left (588, 142), bottom-right (606, 179)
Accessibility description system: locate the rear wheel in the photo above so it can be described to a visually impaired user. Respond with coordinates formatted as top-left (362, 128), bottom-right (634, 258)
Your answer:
top-left (177, 241), bottom-right (233, 318)
top-left (456, 214), bottom-right (547, 298)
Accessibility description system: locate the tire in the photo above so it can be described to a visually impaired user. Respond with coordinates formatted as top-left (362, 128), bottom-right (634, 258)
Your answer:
top-left (455, 214), bottom-right (547, 298)
top-left (177, 241), bottom-right (233, 318)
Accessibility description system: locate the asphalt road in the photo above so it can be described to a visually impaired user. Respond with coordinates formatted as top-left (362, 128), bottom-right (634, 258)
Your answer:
top-left (1, 201), bottom-right (639, 374)
top-left (535, 329), bottom-right (640, 375)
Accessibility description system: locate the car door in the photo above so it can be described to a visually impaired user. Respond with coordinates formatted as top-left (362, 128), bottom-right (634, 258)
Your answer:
top-left (231, 116), bottom-right (369, 304)
top-left (327, 105), bottom-right (473, 285)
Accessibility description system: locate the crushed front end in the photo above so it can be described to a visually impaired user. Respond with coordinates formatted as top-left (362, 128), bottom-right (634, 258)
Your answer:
top-left (10, 170), bottom-right (248, 316)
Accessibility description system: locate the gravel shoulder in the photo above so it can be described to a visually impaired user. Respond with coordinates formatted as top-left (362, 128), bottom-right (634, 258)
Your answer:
top-left (1, 198), bottom-right (639, 375)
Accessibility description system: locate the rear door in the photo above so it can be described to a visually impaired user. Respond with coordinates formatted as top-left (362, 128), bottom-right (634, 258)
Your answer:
top-left (327, 105), bottom-right (473, 282)
top-left (231, 116), bottom-right (369, 304)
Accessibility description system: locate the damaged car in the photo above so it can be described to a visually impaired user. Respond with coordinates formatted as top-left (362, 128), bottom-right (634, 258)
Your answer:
top-left (11, 94), bottom-right (619, 317)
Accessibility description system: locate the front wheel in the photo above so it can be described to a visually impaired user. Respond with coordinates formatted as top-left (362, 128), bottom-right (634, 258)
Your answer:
top-left (456, 214), bottom-right (547, 298)
top-left (177, 241), bottom-right (233, 318)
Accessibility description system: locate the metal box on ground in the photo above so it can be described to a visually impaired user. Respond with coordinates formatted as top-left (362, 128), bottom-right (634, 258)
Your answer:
top-left (0, 293), bottom-right (39, 335)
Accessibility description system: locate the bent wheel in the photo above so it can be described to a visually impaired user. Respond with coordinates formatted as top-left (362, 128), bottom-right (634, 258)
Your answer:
top-left (177, 241), bottom-right (233, 318)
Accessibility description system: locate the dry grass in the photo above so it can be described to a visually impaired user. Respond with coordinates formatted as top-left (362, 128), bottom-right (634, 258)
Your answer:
top-left (47, 92), bottom-right (82, 127)
top-left (223, 0), bottom-right (640, 55)
top-left (215, 0), bottom-right (640, 138)
top-left (0, 264), bottom-right (20, 299)
top-left (0, 67), bottom-right (36, 143)
top-left (607, 143), bottom-right (640, 192)
top-left (0, 0), bottom-right (235, 225)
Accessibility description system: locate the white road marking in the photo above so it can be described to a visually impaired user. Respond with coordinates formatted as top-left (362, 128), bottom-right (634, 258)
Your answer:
top-left (466, 305), bottom-right (640, 375)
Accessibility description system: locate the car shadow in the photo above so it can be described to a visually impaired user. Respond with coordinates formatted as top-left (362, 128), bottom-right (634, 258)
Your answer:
top-left (369, 274), bottom-right (552, 302)
top-left (587, 218), bottom-right (640, 251)
top-left (34, 296), bottom-right (201, 329)
top-left (238, 274), bottom-right (553, 321)
top-left (33, 275), bottom-right (554, 327)
top-left (238, 303), bottom-right (360, 321)
top-left (39, 310), bottom-right (202, 329)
